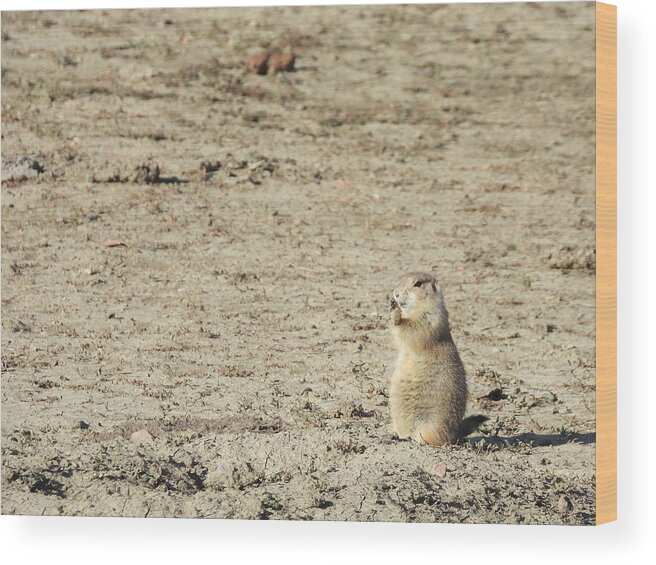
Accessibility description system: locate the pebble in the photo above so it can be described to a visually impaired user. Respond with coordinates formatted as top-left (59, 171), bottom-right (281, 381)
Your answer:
top-left (432, 462), bottom-right (447, 477)
top-left (103, 239), bottom-right (127, 248)
top-left (557, 495), bottom-right (573, 514)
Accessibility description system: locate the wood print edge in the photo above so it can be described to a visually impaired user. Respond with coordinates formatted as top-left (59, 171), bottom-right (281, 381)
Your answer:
top-left (595, 1), bottom-right (617, 525)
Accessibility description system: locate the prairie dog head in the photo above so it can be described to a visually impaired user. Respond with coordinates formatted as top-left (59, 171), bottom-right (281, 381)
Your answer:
top-left (389, 272), bottom-right (450, 343)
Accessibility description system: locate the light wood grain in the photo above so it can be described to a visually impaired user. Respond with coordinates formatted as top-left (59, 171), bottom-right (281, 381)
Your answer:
top-left (595, 1), bottom-right (617, 525)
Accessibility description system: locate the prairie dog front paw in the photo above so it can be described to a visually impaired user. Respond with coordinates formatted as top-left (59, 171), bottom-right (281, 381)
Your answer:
top-left (390, 299), bottom-right (402, 325)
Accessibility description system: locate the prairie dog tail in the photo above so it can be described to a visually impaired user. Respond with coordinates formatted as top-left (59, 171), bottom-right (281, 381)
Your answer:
top-left (458, 415), bottom-right (489, 438)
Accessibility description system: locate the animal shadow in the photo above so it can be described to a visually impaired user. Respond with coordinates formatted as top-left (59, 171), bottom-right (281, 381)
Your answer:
top-left (151, 175), bottom-right (188, 185)
top-left (465, 431), bottom-right (596, 448)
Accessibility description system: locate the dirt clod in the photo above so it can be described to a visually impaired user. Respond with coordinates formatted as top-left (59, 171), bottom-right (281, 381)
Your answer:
top-left (246, 50), bottom-right (296, 75)
top-left (247, 52), bottom-right (270, 75)
top-left (547, 246), bottom-right (595, 272)
top-left (2, 156), bottom-right (44, 183)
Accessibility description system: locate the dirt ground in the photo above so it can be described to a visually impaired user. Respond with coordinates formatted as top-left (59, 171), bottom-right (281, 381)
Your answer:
top-left (1, 3), bottom-right (597, 524)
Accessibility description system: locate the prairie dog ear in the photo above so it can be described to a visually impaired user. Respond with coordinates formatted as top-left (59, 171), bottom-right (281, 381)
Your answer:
top-left (431, 280), bottom-right (438, 293)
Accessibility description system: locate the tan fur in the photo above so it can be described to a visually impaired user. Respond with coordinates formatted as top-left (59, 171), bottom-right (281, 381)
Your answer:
top-left (389, 272), bottom-right (468, 446)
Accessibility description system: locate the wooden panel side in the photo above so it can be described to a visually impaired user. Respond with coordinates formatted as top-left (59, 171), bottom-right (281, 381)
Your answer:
top-left (595, 1), bottom-right (617, 526)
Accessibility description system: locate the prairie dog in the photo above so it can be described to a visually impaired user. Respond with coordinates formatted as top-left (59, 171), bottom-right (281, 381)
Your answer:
top-left (389, 272), bottom-right (486, 446)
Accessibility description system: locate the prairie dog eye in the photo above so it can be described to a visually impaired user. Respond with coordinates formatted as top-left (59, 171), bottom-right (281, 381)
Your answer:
top-left (413, 280), bottom-right (423, 288)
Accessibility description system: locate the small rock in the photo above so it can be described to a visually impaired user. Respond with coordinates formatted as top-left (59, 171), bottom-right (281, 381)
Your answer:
top-left (557, 495), bottom-right (573, 514)
top-left (84, 213), bottom-right (100, 222)
top-left (130, 429), bottom-right (153, 444)
top-left (432, 462), bottom-right (447, 477)
top-left (79, 421), bottom-right (90, 430)
top-left (103, 239), bottom-right (127, 248)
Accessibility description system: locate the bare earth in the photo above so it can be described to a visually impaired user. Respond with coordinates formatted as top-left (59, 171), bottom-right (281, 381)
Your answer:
top-left (1, 3), bottom-right (596, 524)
